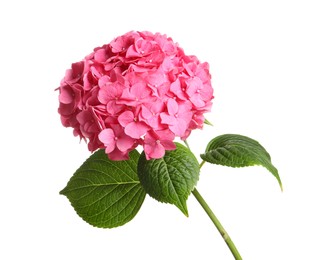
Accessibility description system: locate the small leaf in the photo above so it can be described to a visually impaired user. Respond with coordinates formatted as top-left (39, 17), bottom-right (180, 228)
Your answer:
top-left (204, 118), bottom-right (214, 126)
top-left (137, 143), bottom-right (200, 216)
top-left (201, 134), bottom-right (282, 190)
top-left (60, 149), bottom-right (146, 228)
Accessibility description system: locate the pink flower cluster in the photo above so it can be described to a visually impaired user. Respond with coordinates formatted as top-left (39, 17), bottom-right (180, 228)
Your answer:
top-left (57, 31), bottom-right (213, 160)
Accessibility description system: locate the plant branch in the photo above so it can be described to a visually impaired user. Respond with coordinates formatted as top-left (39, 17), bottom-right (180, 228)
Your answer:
top-left (199, 160), bottom-right (206, 169)
top-left (192, 188), bottom-right (242, 260)
top-left (184, 139), bottom-right (190, 150)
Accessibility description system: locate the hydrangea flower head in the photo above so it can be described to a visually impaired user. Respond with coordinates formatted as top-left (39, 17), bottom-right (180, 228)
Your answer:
top-left (57, 31), bottom-right (214, 160)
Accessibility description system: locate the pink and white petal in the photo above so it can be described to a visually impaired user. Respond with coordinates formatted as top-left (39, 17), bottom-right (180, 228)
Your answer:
top-left (170, 79), bottom-right (187, 100)
top-left (98, 86), bottom-right (111, 104)
top-left (155, 129), bottom-right (175, 141)
top-left (59, 87), bottom-right (74, 104)
top-left (178, 100), bottom-right (193, 113)
top-left (148, 143), bottom-right (165, 159)
top-left (131, 82), bottom-right (146, 98)
top-left (151, 100), bottom-right (165, 113)
top-left (98, 129), bottom-right (116, 153)
top-left (161, 140), bottom-right (176, 151)
top-left (190, 94), bottom-right (205, 108)
top-left (200, 84), bottom-right (214, 101)
top-left (169, 119), bottom-right (187, 137)
top-left (183, 62), bottom-right (195, 77)
top-left (118, 111), bottom-right (134, 127)
top-left (116, 135), bottom-right (135, 152)
top-left (98, 75), bottom-right (110, 88)
top-left (124, 122), bottom-right (149, 139)
top-left (98, 128), bottom-right (114, 142)
top-left (182, 111), bottom-right (194, 124)
top-left (94, 48), bottom-right (107, 62)
top-left (119, 88), bottom-right (135, 106)
top-left (160, 113), bottom-right (177, 125)
top-left (186, 77), bottom-right (202, 96)
top-left (147, 115), bottom-right (162, 130)
top-left (140, 105), bottom-right (152, 120)
top-left (144, 142), bottom-right (165, 159)
top-left (106, 101), bottom-right (124, 115)
top-left (110, 124), bottom-right (124, 136)
top-left (166, 98), bottom-right (178, 116)
top-left (107, 148), bottom-right (130, 161)
top-left (126, 44), bottom-right (141, 58)
top-left (110, 36), bottom-right (126, 53)
top-left (146, 70), bottom-right (166, 87)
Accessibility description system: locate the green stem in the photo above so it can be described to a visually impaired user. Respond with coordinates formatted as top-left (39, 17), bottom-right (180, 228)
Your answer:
top-left (199, 160), bottom-right (206, 169)
top-left (192, 188), bottom-right (242, 260)
top-left (184, 139), bottom-right (190, 150)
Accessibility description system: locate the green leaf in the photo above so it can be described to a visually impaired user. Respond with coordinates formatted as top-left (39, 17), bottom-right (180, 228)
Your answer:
top-left (137, 143), bottom-right (200, 216)
top-left (204, 118), bottom-right (214, 126)
top-left (200, 134), bottom-right (282, 190)
top-left (60, 149), bottom-right (146, 228)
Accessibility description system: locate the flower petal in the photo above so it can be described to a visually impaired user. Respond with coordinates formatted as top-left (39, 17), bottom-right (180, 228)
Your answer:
top-left (125, 122), bottom-right (149, 139)
top-left (166, 98), bottom-right (178, 116)
top-left (118, 111), bottom-right (134, 127)
top-left (98, 128), bottom-right (116, 153)
top-left (116, 135), bottom-right (135, 152)
top-left (59, 87), bottom-right (74, 104)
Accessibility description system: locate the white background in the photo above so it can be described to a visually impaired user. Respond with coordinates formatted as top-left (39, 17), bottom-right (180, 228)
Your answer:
top-left (1, 0), bottom-right (324, 259)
